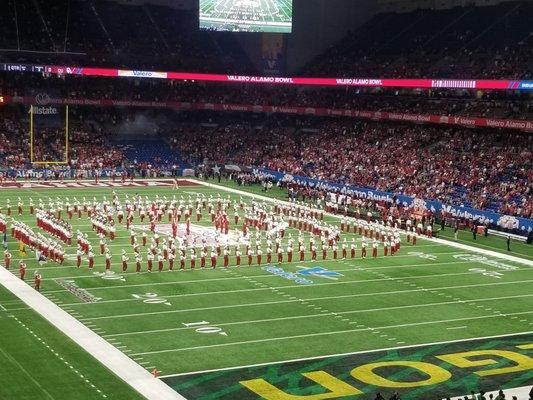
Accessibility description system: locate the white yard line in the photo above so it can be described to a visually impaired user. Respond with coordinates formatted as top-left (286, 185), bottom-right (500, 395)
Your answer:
top-left (41, 257), bottom-right (470, 282)
top-left (0, 267), bottom-right (185, 400)
top-left (131, 310), bottom-right (533, 357)
top-left (81, 287), bottom-right (533, 322)
top-left (0, 345), bottom-right (56, 400)
top-left (41, 267), bottom-right (531, 297)
top-left (64, 277), bottom-right (533, 308)
top-left (102, 292), bottom-right (533, 338)
top-left (158, 328), bottom-right (533, 379)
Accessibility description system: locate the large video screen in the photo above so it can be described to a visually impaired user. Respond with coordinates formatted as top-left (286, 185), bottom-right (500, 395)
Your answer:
top-left (200, 0), bottom-right (293, 33)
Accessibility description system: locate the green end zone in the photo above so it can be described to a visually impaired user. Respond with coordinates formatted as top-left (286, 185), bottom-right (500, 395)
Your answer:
top-left (164, 334), bottom-right (533, 399)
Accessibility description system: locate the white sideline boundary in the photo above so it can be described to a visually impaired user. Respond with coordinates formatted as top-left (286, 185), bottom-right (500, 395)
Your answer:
top-left (0, 267), bottom-right (185, 400)
top-left (194, 179), bottom-right (533, 267)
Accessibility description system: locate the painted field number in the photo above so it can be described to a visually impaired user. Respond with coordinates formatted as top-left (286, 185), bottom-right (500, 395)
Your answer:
top-left (407, 251), bottom-right (437, 260)
top-left (132, 292), bottom-right (172, 306)
top-left (182, 321), bottom-right (228, 336)
top-left (93, 271), bottom-right (126, 282)
top-left (468, 268), bottom-right (503, 279)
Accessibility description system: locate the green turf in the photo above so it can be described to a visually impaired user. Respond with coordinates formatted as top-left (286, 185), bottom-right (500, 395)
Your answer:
top-left (0, 285), bottom-right (145, 400)
top-left (0, 181), bottom-right (531, 399)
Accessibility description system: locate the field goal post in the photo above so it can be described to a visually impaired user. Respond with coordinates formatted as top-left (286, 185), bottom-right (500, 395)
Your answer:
top-left (29, 104), bottom-right (69, 165)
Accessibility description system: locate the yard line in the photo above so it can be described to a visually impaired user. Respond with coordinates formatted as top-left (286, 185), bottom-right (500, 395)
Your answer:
top-left (131, 311), bottom-right (533, 357)
top-left (158, 329), bottom-right (533, 379)
top-left (39, 256), bottom-right (472, 282)
top-left (0, 303), bottom-right (7, 311)
top-left (43, 267), bottom-right (530, 298)
top-left (0, 345), bottom-right (56, 400)
top-left (447, 326), bottom-right (467, 330)
top-left (62, 277), bottom-right (533, 308)
top-left (101, 293), bottom-right (533, 337)
top-left (35, 249), bottom-right (461, 277)
top-left (83, 291), bottom-right (533, 322)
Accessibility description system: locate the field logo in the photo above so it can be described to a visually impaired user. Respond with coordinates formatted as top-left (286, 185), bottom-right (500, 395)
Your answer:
top-left (453, 253), bottom-right (518, 271)
top-left (262, 265), bottom-right (313, 285)
top-left (297, 266), bottom-right (343, 281)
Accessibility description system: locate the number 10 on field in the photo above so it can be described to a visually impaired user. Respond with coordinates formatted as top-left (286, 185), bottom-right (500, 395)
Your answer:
top-left (182, 321), bottom-right (228, 336)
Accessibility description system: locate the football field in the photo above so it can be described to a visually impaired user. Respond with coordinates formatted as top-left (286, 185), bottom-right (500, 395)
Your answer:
top-left (200, 0), bottom-right (293, 33)
top-left (0, 179), bottom-right (532, 400)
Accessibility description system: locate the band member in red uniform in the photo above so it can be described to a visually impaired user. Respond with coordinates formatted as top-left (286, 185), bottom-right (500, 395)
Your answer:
top-left (19, 261), bottom-right (26, 280)
top-left (190, 251), bottom-right (196, 269)
top-left (4, 250), bottom-right (11, 269)
top-left (277, 247), bottom-right (283, 263)
top-left (247, 249), bottom-right (253, 266)
top-left (223, 248), bottom-right (229, 268)
top-left (266, 247), bottom-right (272, 264)
top-left (200, 250), bottom-right (206, 269)
top-left (211, 250), bottom-right (217, 269)
top-left (311, 245), bottom-right (317, 261)
top-left (99, 237), bottom-right (106, 255)
top-left (34, 271), bottom-right (42, 291)
top-left (299, 245), bottom-right (305, 262)
top-left (147, 252), bottom-right (154, 272)
top-left (158, 255), bottom-right (164, 272)
top-left (287, 246), bottom-right (293, 263)
top-left (135, 254), bottom-right (142, 273)
top-left (122, 251), bottom-right (129, 272)
top-left (256, 248), bottom-right (262, 265)
top-left (88, 250), bottom-right (94, 269)
top-left (179, 254), bottom-right (185, 270)
top-left (167, 252), bottom-right (174, 270)
top-left (236, 249), bottom-right (241, 267)
top-left (105, 251), bottom-right (112, 271)
top-left (342, 243), bottom-right (347, 260)
top-left (372, 241), bottom-right (378, 258)
top-left (76, 248), bottom-right (83, 268)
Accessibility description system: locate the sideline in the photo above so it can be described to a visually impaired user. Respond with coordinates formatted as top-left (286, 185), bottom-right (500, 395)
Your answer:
top-left (0, 267), bottom-right (186, 400)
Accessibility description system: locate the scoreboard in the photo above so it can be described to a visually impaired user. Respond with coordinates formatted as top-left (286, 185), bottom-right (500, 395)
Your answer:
top-left (199, 0), bottom-right (293, 33)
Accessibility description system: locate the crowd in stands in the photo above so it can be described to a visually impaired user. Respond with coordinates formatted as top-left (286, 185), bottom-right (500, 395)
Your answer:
top-left (0, 107), bottom-right (124, 171)
top-left (166, 115), bottom-right (532, 219)
top-left (303, 2), bottom-right (532, 80)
